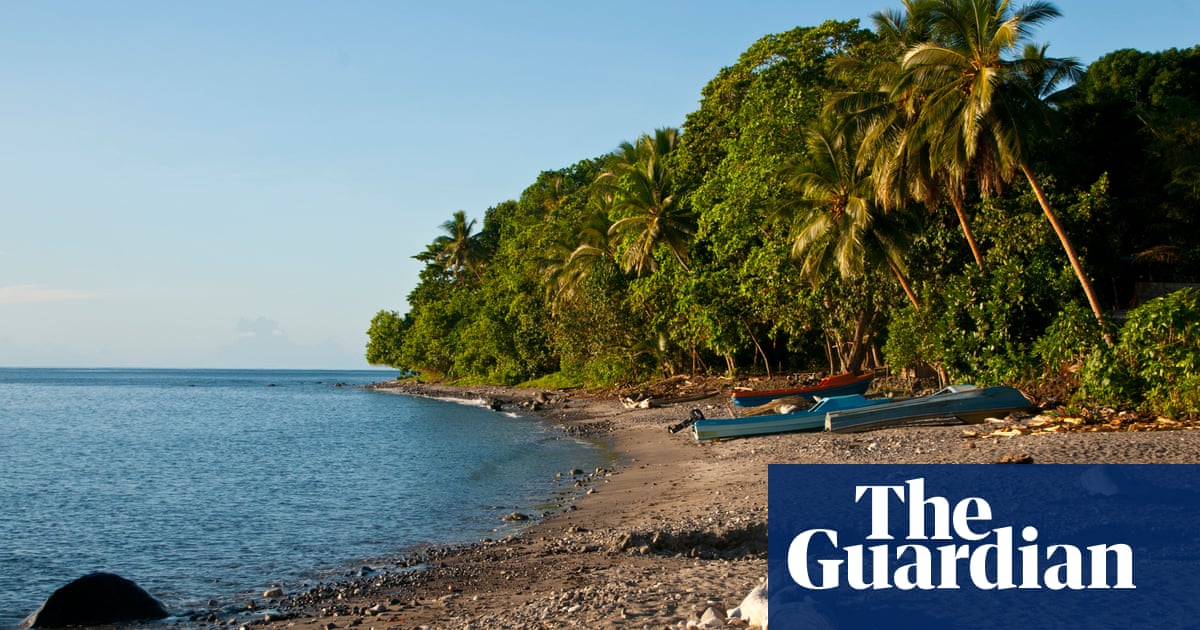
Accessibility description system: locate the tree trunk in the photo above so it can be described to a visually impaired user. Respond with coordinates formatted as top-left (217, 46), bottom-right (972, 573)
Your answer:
top-left (1020, 164), bottom-right (1113, 345)
top-left (887, 259), bottom-right (922, 310)
top-left (742, 319), bottom-right (772, 379)
top-left (951, 194), bottom-right (985, 271)
top-left (823, 334), bottom-right (836, 374)
top-left (831, 328), bottom-right (848, 373)
top-left (844, 308), bottom-right (879, 374)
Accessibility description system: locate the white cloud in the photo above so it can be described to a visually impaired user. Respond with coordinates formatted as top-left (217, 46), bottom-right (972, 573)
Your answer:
top-left (0, 284), bottom-right (100, 304)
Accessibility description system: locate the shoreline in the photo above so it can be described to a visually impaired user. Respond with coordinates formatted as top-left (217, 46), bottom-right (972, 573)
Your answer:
top-left (238, 379), bottom-right (1200, 630)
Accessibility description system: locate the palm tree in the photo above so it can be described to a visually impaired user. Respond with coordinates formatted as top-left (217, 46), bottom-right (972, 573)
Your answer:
top-left (541, 192), bottom-right (616, 314)
top-left (415, 210), bottom-right (484, 284)
top-left (832, 0), bottom-right (987, 270)
top-left (850, 0), bottom-right (937, 211)
top-left (779, 120), bottom-right (922, 311)
top-left (778, 120), bottom-right (922, 374)
top-left (599, 128), bottom-right (695, 277)
top-left (1018, 42), bottom-right (1078, 103)
top-left (898, 0), bottom-right (1108, 336)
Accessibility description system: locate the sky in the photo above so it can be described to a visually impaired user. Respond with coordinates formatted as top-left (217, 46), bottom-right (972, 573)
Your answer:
top-left (1, 1), bottom-right (1196, 369)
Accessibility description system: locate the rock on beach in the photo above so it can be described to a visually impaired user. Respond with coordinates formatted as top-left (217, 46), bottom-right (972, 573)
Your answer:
top-left (22, 572), bottom-right (168, 628)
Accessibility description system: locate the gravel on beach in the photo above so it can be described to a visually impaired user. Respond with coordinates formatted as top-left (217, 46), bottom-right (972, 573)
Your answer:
top-left (234, 378), bottom-right (1200, 630)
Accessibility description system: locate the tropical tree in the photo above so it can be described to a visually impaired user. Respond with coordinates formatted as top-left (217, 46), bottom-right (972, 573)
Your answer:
top-left (542, 191), bottom-right (617, 314)
top-left (1058, 46), bottom-right (1200, 287)
top-left (599, 128), bottom-right (695, 276)
top-left (777, 119), bottom-right (919, 373)
top-left (415, 210), bottom-right (485, 284)
top-left (365, 309), bottom-right (408, 369)
top-left (780, 120), bottom-right (921, 309)
top-left (832, 0), bottom-right (988, 270)
top-left (681, 21), bottom-right (876, 375)
top-left (897, 0), bottom-right (1108, 336)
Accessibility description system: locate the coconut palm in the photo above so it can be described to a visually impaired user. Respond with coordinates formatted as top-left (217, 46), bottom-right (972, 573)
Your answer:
top-left (1018, 42), bottom-right (1079, 103)
top-left (898, 0), bottom-right (1108, 334)
top-left (851, 0), bottom-right (936, 190)
top-left (832, 0), bottom-right (987, 270)
top-left (778, 119), bottom-right (921, 311)
top-left (778, 119), bottom-right (921, 373)
top-left (599, 128), bottom-right (695, 277)
top-left (541, 191), bottom-right (617, 314)
top-left (416, 210), bottom-right (484, 284)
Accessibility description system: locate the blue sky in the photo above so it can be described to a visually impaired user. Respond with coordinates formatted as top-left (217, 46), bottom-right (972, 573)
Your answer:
top-left (2, 1), bottom-right (1195, 369)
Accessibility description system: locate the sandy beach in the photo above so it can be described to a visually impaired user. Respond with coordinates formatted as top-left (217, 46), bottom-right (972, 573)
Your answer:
top-left (245, 378), bottom-right (1200, 630)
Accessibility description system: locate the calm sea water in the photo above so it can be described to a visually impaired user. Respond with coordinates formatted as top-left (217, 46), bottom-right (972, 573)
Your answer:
top-left (0, 368), bottom-right (608, 627)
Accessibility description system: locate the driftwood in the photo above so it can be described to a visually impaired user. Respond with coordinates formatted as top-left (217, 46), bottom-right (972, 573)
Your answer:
top-left (619, 396), bottom-right (653, 409)
top-left (619, 391), bottom-right (721, 409)
top-left (738, 395), bottom-right (812, 417)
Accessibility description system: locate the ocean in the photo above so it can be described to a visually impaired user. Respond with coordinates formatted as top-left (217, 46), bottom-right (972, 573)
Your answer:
top-left (0, 368), bottom-right (608, 627)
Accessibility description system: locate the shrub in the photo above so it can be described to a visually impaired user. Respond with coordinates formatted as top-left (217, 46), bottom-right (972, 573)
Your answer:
top-left (1034, 302), bottom-right (1105, 370)
top-left (1080, 288), bottom-right (1200, 418)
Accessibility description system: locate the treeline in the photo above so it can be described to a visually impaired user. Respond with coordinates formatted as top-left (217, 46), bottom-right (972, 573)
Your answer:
top-left (367, 2), bottom-right (1200, 417)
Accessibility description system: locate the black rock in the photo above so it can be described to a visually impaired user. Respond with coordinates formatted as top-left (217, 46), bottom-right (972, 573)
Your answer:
top-left (24, 572), bottom-right (168, 628)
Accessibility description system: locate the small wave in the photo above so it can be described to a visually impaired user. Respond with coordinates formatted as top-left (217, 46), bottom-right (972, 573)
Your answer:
top-left (433, 396), bottom-right (491, 408)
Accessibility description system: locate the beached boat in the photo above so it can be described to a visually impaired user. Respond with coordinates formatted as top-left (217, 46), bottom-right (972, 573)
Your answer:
top-left (693, 394), bottom-right (894, 441)
top-left (730, 372), bottom-right (874, 408)
top-left (825, 385), bottom-right (1038, 433)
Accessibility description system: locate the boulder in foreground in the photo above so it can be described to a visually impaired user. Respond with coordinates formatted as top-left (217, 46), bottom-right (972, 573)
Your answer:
top-left (22, 572), bottom-right (168, 628)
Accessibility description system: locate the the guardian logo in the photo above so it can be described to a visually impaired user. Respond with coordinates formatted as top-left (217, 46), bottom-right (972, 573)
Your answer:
top-left (786, 478), bottom-right (1136, 591)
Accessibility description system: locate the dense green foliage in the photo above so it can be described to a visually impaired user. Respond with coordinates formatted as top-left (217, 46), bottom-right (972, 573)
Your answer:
top-left (1081, 289), bottom-right (1200, 419)
top-left (367, 2), bottom-right (1199, 417)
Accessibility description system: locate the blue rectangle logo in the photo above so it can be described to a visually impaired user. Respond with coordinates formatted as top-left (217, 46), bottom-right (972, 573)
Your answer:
top-left (768, 464), bottom-right (1200, 629)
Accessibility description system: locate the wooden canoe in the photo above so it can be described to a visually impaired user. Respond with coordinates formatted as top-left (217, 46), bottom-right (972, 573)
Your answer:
top-left (730, 372), bottom-right (875, 408)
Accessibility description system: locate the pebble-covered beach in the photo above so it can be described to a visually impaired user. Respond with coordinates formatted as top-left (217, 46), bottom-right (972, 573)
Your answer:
top-left (235, 379), bottom-right (1200, 630)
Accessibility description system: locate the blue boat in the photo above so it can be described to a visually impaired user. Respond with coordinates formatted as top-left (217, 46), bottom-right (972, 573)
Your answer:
top-left (730, 372), bottom-right (874, 407)
top-left (825, 385), bottom-right (1038, 433)
top-left (693, 394), bottom-right (894, 441)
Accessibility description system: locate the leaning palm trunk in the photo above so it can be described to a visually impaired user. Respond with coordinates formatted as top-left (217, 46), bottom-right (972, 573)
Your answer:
top-left (887, 259), bottom-right (922, 310)
top-left (950, 195), bottom-right (985, 270)
top-left (1020, 163), bottom-right (1112, 343)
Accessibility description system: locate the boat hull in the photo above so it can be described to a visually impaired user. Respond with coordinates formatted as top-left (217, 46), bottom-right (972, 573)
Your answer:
top-left (730, 373), bottom-right (874, 407)
top-left (825, 385), bottom-right (1038, 433)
